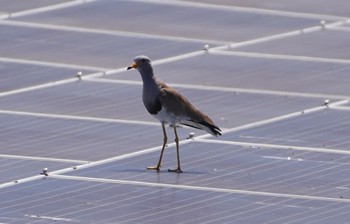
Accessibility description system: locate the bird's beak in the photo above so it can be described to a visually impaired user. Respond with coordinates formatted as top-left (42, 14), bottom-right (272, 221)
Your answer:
top-left (127, 62), bottom-right (138, 70)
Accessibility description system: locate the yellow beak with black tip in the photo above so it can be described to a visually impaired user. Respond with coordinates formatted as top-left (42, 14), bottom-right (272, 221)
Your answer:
top-left (127, 62), bottom-right (138, 70)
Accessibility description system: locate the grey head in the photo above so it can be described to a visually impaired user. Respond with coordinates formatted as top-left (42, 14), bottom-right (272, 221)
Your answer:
top-left (127, 55), bottom-right (153, 77)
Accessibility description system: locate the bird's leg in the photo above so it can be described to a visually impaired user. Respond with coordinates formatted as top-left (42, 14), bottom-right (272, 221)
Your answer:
top-left (168, 126), bottom-right (183, 173)
top-left (147, 123), bottom-right (167, 171)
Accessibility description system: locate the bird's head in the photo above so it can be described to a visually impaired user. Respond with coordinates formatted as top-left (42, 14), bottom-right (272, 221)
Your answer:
top-left (127, 55), bottom-right (152, 72)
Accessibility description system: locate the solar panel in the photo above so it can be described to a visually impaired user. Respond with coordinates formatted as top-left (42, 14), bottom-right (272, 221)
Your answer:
top-left (236, 29), bottom-right (350, 60)
top-left (11, 0), bottom-right (321, 42)
top-left (1, 0), bottom-right (350, 223)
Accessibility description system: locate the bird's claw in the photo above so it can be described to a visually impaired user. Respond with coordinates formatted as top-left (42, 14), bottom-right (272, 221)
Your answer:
top-left (147, 166), bottom-right (161, 172)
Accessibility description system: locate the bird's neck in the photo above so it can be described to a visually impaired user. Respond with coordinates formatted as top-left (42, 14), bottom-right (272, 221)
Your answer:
top-left (139, 69), bottom-right (160, 105)
top-left (139, 67), bottom-right (156, 85)
top-left (139, 65), bottom-right (153, 76)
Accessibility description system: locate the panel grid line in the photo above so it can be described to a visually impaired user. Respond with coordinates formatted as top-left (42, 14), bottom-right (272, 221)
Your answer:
top-left (50, 174), bottom-right (350, 203)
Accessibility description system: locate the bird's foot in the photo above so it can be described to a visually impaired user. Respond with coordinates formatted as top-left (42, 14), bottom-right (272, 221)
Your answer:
top-left (147, 166), bottom-right (161, 172)
top-left (168, 168), bottom-right (183, 173)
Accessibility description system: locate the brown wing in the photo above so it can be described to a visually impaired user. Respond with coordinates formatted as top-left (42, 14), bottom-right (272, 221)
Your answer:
top-left (158, 85), bottom-right (221, 136)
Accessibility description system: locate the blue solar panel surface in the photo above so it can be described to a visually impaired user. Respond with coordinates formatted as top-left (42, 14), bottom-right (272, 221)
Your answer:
top-left (1, 0), bottom-right (350, 223)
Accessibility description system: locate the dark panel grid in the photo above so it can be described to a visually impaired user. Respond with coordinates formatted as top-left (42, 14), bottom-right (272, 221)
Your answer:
top-left (0, 61), bottom-right (95, 92)
top-left (235, 29), bottom-right (350, 60)
top-left (109, 53), bottom-right (350, 96)
top-left (0, 24), bottom-right (211, 69)
top-left (220, 109), bottom-right (350, 151)
top-left (0, 0), bottom-right (70, 14)
top-left (0, 158), bottom-right (74, 184)
top-left (12, 0), bottom-right (321, 42)
top-left (0, 178), bottom-right (348, 224)
top-left (0, 113), bottom-right (190, 161)
top-left (0, 80), bottom-right (322, 128)
top-left (1, 1), bottom-right (349, 224)
top-left (66, 142), bottom-right (350, 199)
top-left (181, 0), bottom-right (350, 17)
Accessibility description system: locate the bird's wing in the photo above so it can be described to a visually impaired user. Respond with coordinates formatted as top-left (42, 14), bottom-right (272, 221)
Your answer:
top-left (158, 87), bottom-right (193, 118)
top-left (158, 86), bottom-right (221, 136)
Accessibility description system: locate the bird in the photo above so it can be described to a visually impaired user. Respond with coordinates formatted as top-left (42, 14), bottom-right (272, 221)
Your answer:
top-left (127, 55), bottom-right (221, 173)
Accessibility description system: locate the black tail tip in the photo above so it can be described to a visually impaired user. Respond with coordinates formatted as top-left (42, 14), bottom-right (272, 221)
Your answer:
top-left (197, 120), bottom-right (222, 136)
top-left (213, 128), bottom-right (222, 136)
top-left (209, 125), bottom-right (222, 136)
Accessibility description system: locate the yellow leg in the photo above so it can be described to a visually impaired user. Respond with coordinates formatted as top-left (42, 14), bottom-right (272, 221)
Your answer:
top-left (168, 126), bottom-right (183, 173)
top-left (147, 123), bottom-right (167, 171)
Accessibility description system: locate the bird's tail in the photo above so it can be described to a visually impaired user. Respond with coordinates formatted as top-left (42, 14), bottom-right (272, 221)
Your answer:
top-left (199, 121), bottom-right (222, 136)
top-left (181, 120), bottom-right (222, 136)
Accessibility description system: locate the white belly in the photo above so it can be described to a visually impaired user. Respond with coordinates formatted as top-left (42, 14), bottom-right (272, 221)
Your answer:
top-left (152, 106), bottom-right (179, 125)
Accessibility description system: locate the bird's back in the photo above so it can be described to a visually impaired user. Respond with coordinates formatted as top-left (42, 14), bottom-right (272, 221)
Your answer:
top-left (156, 80), bottom-right (221, 136)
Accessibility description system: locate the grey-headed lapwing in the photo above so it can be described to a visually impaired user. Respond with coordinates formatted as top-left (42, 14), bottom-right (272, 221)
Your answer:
top-left (127, 55), bottom-right (221, 173)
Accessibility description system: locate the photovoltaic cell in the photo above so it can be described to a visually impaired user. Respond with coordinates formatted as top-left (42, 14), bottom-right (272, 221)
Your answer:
top-left (1, 0), bottom-right (350, 223)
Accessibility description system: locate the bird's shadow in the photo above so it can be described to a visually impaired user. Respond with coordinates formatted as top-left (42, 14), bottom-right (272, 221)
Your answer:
top-left (114, 168), bottom-right (208, 175)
